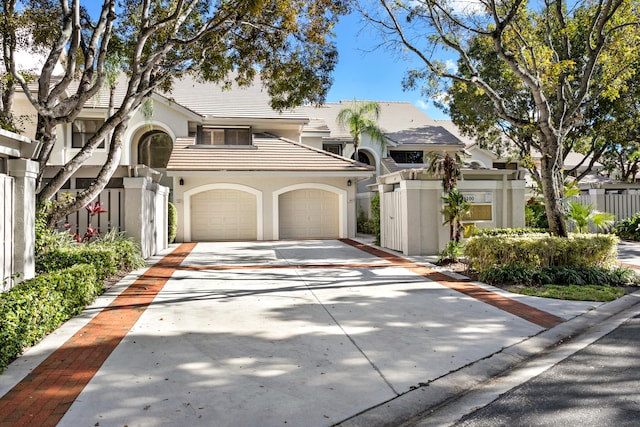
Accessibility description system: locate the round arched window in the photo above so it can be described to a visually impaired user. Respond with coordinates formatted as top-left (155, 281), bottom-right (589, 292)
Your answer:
top-left (352, 150), bottom-right (373, 165)
top-left (138, 131), bottom-right (173, 169)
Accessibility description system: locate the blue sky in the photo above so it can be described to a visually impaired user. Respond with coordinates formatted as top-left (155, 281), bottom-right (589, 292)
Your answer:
top-left (325, 13), bottom-right (449, 120)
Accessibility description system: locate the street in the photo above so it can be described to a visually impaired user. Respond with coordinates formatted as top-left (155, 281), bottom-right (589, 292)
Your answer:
top-left (454, 315), bottom-right (640, 427)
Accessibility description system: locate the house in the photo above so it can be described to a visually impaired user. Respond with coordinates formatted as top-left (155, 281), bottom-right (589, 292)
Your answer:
top-left (11, 74), bottom-right (529, 255)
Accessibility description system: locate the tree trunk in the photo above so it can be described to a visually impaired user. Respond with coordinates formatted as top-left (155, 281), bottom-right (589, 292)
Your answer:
top-left (45, 119), bottom-right (127, 227)
top-left (540, 147), bottom-right (568, 237)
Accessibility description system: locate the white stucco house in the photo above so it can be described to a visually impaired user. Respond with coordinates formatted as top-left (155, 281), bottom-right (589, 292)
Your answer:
top-left (11, 74), bottom-right (528, 255)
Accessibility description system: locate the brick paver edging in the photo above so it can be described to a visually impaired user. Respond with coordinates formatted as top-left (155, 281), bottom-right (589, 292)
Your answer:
top-left (340, 239), bottom-right (565, 329)
top-left (0, 243), bottom-right (196, 427)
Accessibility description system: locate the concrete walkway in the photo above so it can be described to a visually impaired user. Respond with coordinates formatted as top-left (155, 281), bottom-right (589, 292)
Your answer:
top-left (0, 239), bottom-right (637, 427)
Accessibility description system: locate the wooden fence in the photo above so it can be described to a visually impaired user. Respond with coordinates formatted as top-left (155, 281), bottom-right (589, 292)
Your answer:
top-left (381, 190), bottom-right (403, 252)
top-left (568, 192), bottom-right (640, 221)
top-left (55, 189), bottom-right (125, 237)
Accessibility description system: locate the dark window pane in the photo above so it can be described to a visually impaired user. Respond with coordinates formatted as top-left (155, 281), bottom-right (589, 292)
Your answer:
top-left (72, 119), bottom-right (105, 148)
top-left (390, 150), bottom-right (423, 164)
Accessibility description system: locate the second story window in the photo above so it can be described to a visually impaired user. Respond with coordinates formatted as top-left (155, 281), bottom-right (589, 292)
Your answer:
top-left (323, 143), bottom-right (343, 156)
top-left (197, 126), bottom-right (252, 146)
top-left (72, 119), bottom-right (105, 149)
top-left (390, 150), bottom-right (423, 164)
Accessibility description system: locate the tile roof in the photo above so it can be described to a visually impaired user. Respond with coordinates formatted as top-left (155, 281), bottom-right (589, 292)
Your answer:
top-left (167, 134), bottom-right (375, 172)
top-left (160, 75), bottom-right (307, 121)
top-left (299, 101), bottom-right (463, 146)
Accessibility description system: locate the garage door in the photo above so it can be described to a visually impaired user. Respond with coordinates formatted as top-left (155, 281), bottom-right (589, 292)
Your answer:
top-left (191, 189), bottom-right (257, 241)
top-left (279, 189), bottom-right (339, 239)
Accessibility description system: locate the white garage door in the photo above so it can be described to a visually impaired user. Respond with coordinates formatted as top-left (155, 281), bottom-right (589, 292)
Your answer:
top-left (279, 189), bottom-right (339, 239)
top-left (191, 189), bottom-right (257, 241)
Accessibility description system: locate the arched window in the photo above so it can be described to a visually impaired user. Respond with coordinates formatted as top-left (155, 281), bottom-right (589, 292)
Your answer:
top-left (138, 131), bottom-right (173, 169)
top-left (352, 150), bottom-right (373, 165)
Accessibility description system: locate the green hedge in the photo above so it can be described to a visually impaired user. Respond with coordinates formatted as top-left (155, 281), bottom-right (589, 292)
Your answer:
top-left (0, 264), bottom-right (100, 372)
top-left (168, 202), bottom-right (178, 244)
top-left (36, 239), bottom-right (146, 279)
top-left (37, 246), bottom-right (118, 279)
top-left (465, 233), bottom-right (619, 272)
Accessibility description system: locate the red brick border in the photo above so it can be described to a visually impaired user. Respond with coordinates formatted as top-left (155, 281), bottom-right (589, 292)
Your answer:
top-left (0, 243), bottom-right (195, 427)
top-left (340, 239), bottom-right (565, 329)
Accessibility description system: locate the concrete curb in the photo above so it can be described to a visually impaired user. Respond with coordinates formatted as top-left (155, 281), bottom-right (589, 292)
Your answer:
top-left (334, 290), bottom-right (640, 427)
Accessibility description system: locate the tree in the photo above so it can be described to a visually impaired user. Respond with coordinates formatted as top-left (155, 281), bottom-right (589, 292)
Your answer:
top-left (441, 188), bottom-right (471, 244)
top-left (361, 0), bottom-right (640, 237)
top-left (2, 0), bottom-right (347, 226)
top-left (426, 151), bottom-right (463, 193)
top-left (336, 99), bottom-right (387, 158)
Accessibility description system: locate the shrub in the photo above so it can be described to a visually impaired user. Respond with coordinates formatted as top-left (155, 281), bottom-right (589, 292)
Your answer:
top-left (168, 201), bottom-right (178, 244)
top-left (95, 230), bottom-right (146, 272)
top-left (613, 212), bottom-right (640, 241)
top-left (357, 209), bottom-right (375, 234)
top-left (37, 231), bottom-right (146, 278)
top-left (371, 194), bottom-right (380, 245)
top-left (37, 246), bottom-right (118, 279)
top-left (0, 264), bottom-right (100, 372)
top-left (473, 227), bottom-right (549, 236)
top-left (465, 233), bottom-right (619, 272)
top-left (525, 197), bottom-right (549, 229)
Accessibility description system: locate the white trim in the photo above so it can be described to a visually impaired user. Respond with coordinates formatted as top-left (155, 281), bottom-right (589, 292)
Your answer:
top-left (357, 147), bottom-right (381, 175)
top-left (272, 183), bottom-right (347, 240)
top-left (183, 183), bottom-right (264, 242)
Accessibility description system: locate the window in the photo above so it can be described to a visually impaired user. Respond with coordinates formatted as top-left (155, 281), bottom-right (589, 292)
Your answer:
top-left (390, 150), bottom-right (423, 164)
top-left (72, 119), bottom-right (105, 148)
top-left (323, 143), bottom-right (342, 156)
top-left (0, 157), bottom-right (6, 174)
top-left (138, 131), bottom-right (173, 169)
top-left (198, 127), bottom-right (251, 145)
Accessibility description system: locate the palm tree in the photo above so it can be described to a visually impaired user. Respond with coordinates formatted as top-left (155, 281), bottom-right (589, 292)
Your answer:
top-left (441, 189), bottom-right (472, 244)
top-left (336, 100), bottom-right (387, 159)
top-left (426, 151), bottom-right (464, 192)
top-left (566, 201), bottom-right (616, 233)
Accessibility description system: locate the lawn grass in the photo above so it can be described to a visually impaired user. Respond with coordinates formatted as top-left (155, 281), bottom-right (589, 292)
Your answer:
top-left (512, 284), bottom-right (626, 302)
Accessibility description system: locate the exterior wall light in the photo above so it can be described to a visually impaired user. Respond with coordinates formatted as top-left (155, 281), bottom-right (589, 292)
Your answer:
top-left (347, 179), bottom-right (352, 187)
top-left (179, 178), bottom-right (184, 186)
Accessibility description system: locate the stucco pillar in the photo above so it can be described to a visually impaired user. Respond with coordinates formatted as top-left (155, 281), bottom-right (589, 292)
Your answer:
top-left (124, 176), bottom-right (154, 258)
top-left (155, 184), bottom-right (170, 252)
top-left (8, 158), bottom-right (38, 281)
top-left (588, 188), bottom-right (606, 212)
top-left (510, 180), bottom-right (526, 228)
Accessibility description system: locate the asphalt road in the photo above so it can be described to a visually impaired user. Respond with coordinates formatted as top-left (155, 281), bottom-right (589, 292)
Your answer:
top-left (454, 315), bottom-right (640, 427)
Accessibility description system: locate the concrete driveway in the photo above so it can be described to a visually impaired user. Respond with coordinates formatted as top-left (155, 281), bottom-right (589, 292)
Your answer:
top-left (0, 240), bottom-right (607, 427)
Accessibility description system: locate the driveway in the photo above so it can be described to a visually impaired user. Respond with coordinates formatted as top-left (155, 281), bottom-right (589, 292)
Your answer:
top-left (0, 240), bottom-right (603, 427)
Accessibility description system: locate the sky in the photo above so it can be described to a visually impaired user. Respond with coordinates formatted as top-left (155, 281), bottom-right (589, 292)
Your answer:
top-left (325, 13), bottom-right (450, 120)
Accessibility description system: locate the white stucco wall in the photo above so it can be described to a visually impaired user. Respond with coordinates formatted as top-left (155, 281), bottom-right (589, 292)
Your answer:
top-left (170, 173), bottom-right (360, 242)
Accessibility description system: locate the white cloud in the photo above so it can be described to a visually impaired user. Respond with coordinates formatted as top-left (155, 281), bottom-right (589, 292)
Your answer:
top-left (415, 100), bottom-right (429, 110)
top-left (448, 0), bottom-right (487, 16)
top-left (445, 59), bottom-right (458, 73)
